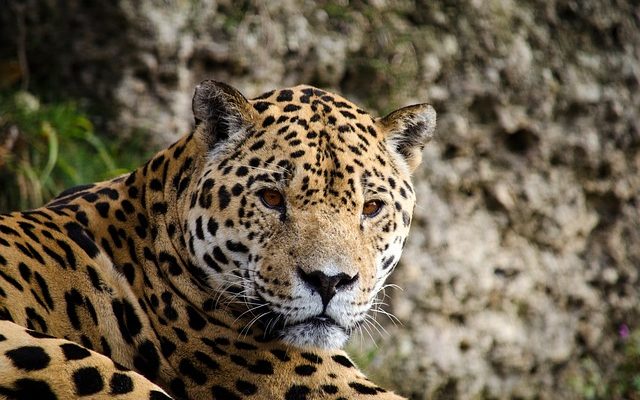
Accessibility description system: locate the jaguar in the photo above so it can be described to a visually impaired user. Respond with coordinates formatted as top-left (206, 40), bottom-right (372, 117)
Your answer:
top-left (0, 80), bottom-right (436, 399)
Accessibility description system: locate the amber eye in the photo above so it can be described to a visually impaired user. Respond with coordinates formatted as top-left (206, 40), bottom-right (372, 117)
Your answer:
top-left (362, 200), bottom-right (383, 218)
top-left (259, 189), bottom-right (285, 210)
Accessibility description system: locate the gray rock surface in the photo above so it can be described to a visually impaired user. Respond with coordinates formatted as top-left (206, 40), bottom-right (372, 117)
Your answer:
top-left (3, 1), bottom-right (639, 398)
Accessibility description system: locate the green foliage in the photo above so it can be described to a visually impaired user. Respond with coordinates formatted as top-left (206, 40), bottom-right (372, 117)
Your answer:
top-left (569, 357), bottom-right (608, 400)
top-left (0, 91), bottom-right (152, 212)
top-left (569, 328), bottom-right (640, 400)
top-left (608, 329), bottom-right (640, 400)
top-left (321, 1), bottom-right (354, 22)
top-left (219, 0), bottom-right (252, 32)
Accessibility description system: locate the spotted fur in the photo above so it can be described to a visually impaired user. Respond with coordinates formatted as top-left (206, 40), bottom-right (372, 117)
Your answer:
top-left (0, 81), bottom-right (436, 399)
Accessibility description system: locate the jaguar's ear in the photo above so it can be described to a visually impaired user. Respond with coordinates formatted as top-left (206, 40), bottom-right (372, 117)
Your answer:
top-left (192, 80), bottom-right (254, 147)
top-left (378, 103), bottom-right (436, 172)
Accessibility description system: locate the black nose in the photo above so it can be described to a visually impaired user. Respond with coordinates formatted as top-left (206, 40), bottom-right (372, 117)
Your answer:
top-left (297, 268), bottom-right (359, 308)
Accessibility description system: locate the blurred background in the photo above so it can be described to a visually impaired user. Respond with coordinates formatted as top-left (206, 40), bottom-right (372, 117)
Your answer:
top-left (1, 1), bottom-right (639, 399)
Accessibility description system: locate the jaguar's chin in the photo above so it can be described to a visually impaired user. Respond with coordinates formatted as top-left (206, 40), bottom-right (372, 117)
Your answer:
top-left (277, 316), bottom-right (350, 349)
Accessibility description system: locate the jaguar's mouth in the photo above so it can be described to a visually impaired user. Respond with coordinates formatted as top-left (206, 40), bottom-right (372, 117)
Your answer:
top-left (278, 315), bottom-right (350, 349)
top-left (256, 312), bottom-right (350, 349)
top-left (293, 314), bottom-right (342, 328)
top-left (249, 291), bottom-right (353, 348)
top-left (259, 312), bottom-right (345, 332)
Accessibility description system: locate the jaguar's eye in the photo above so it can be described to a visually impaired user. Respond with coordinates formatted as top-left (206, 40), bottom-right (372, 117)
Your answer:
top-left (259, 189), bottom-right (285, 210)
top-left (362, 200), bottom-right (383, 218)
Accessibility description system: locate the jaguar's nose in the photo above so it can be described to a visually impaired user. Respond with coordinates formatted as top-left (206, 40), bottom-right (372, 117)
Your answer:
top-left (297, 268), bottom-right (359, 308)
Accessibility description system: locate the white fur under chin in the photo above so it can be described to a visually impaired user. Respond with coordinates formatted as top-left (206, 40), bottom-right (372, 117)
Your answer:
top-left (279, 322), bottom-right (349, 349)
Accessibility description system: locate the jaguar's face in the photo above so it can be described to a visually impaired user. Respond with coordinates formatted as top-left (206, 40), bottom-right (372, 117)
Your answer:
top-left (186, 82), bottom-right (435, 348)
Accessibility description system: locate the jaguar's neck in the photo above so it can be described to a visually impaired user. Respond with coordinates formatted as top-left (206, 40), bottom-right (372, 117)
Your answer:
top-left (125, 132), bottom-right (253, 330)
top-left (126, 132), bottom-right (205, 298)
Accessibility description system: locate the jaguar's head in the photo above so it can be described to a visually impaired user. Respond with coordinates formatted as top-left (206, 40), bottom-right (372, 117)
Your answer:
top-left (186, 80), bottom-right (435, 348)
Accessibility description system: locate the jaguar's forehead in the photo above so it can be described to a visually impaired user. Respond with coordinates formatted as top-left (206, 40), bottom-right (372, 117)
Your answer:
top-left (253, 85), bottom-right (368, 114)
top-left (245, 86), bottom-right (390, 171)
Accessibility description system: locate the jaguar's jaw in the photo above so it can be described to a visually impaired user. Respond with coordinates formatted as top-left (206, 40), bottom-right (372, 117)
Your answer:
top-left (253, 307), bottom-right (351, 349)
top-left (277, 316), bottom-right (350, 349)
